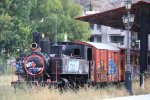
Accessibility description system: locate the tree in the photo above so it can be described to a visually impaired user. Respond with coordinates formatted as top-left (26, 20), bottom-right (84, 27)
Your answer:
top-left (0, 0), bottom-right (14, 57)
top-left (10, 0), bottom-right (37, 48)
top-left (30, 0), bottom-right (90, 42)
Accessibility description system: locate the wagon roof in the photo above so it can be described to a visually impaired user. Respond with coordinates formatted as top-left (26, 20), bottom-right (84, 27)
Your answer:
top-left (86, 42), bottom-right (120, 51)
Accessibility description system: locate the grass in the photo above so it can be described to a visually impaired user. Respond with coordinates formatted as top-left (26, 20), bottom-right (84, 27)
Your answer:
top-left (132, 78), bottom-right (150, 95)
top-left (0, 75), bottom-right (150, 100)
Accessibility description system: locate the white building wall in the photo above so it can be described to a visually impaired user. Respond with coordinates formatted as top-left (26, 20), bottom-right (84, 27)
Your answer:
top-left (101, 26), bottom-right (108, 43)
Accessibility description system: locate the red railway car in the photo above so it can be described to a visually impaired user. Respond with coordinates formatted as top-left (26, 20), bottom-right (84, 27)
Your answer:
top-left (75, 41), bottom-right (126, 83)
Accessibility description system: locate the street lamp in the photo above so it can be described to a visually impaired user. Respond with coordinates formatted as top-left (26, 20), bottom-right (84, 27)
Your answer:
top-left (122, 14), bottom-right (135, 29)
top-left (122, 0), bottom-right (135, 94)
top-left (124, 0), bottom-right (132, 10)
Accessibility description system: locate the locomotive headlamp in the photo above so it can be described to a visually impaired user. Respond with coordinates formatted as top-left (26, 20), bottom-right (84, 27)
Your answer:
top-left (31, 43), bottom-right (37, 49)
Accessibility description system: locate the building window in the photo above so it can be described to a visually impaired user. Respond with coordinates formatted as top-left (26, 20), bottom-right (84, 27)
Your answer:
top-left (131, 32), bottom-right (138, 40)
top-left (97, 24), bottom-right (101, 30)
top-left (96, 35), bottom-right (102, 42)
top-left (89, 35), bottom-right (102, 42)
top-left (89, 36), bottom-right (94, 42)
top-left (89, 23), bottom-right (94, 30)
top-left (110, 36), bottom-right (124, 45)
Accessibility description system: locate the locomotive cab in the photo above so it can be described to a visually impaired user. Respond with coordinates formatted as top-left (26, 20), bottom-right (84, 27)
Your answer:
top-left (49, 42), bottom-right (92, 85)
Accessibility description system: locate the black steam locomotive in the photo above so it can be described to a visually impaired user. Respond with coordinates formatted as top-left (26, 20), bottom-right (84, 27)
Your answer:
top-left (15, 32), bottom-right (91, 87)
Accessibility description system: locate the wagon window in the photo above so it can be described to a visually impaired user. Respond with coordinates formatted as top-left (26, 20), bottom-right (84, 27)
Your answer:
top-left (74, 49), bottom-right (80, 56)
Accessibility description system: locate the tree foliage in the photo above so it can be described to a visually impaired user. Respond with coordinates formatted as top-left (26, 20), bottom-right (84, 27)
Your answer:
top-left (30, 0), bottom-right (90, 41)
top-left (0, 0), bottom-right (90, 57)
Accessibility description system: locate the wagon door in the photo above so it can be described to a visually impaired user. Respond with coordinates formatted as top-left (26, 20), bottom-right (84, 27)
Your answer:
top-left (87, 47), bottom-right (94, 81)
top-left (108, 51), bottom-right (119, 82)
top-left (93, 48), bottom-right (100, 82)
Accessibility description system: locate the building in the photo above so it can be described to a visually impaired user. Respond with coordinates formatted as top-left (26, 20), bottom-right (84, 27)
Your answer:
top-left (84, 11), bottom-right (140, 49)
top-left (75, 0), bottom-right (141, 49)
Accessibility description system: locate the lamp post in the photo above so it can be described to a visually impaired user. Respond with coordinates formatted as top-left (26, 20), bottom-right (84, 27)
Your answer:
top-left (122, 0), bottom-right (135, 94)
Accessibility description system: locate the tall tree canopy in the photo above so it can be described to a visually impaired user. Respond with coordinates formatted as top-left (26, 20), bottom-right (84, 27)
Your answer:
top-left (0, 0), bottom-right (35, 57)
top-left (0, 0), bottom-right (90, 57)
top-left (30, 0), bottom-right (90, 41)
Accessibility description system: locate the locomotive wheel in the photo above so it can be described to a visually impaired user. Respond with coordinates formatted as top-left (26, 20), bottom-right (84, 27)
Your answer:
top-left (61, 78), bottom-right (69, 89)
top-left (69, 81), bottom-right (76, 89)
top-left (58, 78), bottom-right (69, 93)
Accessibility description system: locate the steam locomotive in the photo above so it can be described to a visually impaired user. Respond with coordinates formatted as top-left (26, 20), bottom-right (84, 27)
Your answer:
top-left (14, 32), bottom-right (126, 87)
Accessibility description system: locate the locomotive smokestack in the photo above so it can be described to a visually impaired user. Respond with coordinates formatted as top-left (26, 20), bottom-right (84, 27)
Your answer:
top-left (33, 32), bottom-right (41, 45)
